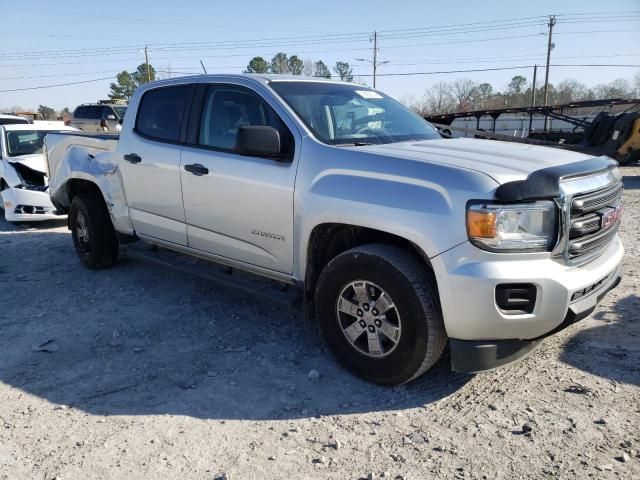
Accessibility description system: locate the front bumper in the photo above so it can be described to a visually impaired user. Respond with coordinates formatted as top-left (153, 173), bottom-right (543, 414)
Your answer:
top-left (430, 235), bottom-right (624, 373)
top-left (1, 187), bottom-right (66, 222)
top-left (449, 270), bottom-right (621, 373)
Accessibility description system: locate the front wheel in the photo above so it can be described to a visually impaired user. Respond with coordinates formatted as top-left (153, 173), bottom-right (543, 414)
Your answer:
top-left (69, 192), bottom-right (119, 269)
top-left (315, 244), bottom-right (447, 384)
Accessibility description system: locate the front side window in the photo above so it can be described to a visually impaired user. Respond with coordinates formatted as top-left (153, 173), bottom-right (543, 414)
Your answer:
top-left (198, 85), bottom-right (293, 155)
top-left (135, 85), bottom-right (190, 143)
top-left (269, 81), bottom-right (440, 146)
top-left (6, 130), bottom-right (49, 157)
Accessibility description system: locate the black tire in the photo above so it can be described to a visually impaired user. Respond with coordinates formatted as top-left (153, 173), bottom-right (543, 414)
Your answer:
top-left (315, 244), bottom-right (447, 385)
top-left (69, 192), bottom-right (119, 269)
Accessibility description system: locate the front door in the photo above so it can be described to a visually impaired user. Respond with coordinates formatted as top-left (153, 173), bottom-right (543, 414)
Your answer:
top-left (118, 84), bottom-right (192, 245)
top-left (180, 83), bottom-right (298, 273)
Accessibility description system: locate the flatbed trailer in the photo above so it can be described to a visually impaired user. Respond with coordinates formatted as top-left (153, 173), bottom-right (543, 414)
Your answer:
top-left (425, 98), bottom-right (640, 165)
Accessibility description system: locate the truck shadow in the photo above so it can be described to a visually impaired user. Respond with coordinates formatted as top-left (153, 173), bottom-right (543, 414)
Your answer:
top-left (0, 225), bottom-right (472, 421)
top-left (560, 293), bottom-right (640, 387)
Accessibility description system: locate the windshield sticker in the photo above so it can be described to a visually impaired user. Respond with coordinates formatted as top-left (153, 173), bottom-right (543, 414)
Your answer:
top-left (355, 90), bottom-right (383, 99)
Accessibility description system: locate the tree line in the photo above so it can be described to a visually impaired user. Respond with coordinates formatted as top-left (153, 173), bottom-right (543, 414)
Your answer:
top-left (244, 53), bottom-right (354, 81)
top-left (401, 73), bottom-right (640, 116)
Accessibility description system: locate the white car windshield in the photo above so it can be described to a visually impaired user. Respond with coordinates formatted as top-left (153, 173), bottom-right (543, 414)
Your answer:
top-left (6, 130), bottom-right (49, 156)
top-left (269, 81), bottom-right (440, 146)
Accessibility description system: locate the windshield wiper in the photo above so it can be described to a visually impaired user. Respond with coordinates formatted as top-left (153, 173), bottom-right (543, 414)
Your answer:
top-left (334, 141), bottom-right (374, 147)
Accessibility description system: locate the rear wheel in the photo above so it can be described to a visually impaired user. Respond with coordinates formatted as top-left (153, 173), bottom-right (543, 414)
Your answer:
top-left (69, 192), bottom-right (119, 269)
top-left (315, 244), bottom-right (447, 384)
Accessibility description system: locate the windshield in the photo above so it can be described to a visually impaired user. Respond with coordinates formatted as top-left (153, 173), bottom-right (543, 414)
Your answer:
top-left (113, 106), bottom-right (127, 119)
top-left (5, 130), bottom-right (49, 157)
top-left (269, 81), bottom-right (440, 145)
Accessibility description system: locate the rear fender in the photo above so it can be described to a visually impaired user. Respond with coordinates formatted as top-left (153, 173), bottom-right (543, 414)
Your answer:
top-left (46, 133), bottom-right (134, 235)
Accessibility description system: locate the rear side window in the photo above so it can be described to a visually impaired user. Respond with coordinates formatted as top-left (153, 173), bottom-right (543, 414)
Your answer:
top-left (73, 106), bottom-right (86, 118)
top-left (135, 85), bottom-right (191, 143)
top-left (85, 106), bottom-right (102, 119)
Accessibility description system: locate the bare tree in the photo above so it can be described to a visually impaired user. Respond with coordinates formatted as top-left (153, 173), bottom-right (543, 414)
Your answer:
top-left (302, 58), bottom-right (315, 76)
top-left (593, 78), bottom-right (632, 99)
top-left (423, 81), bottom-right (455, 115)
top-left (398, 94), bottom-right (426, 115)
top-left (451, 78), bottom-right (477, 111)
top-left (555, 79), bottom-right (588, 104)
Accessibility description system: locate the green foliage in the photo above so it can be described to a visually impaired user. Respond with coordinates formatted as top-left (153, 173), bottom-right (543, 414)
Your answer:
top-left (288, 55), bottom-right (304, 75)
top-left (333, 61), bottom-right (353, 82)
top-left (244, 56), bottom-right (270, 74)
top-left (314, 60), bottom-right (331, 79)
top-left (37, 105), bottom-right (56, 120)
top-left (271, 53), bottom-right (290, 74)
top-left (108, 63), bottom-right (156, 101)
top-left (508, 75), bottom-right (527, 94)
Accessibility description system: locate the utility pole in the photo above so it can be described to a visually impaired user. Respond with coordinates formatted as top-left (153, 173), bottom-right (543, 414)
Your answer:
top-left (373, 31), bottom-right (378, 88)
top-left (356, 31), bottom-right (389, 88)
top-left (543, 15), bottom-right (556, 130)
top-left (145, 45), bottom-right (151, 82)
top-left (529, 64), bottom-right (537, 133)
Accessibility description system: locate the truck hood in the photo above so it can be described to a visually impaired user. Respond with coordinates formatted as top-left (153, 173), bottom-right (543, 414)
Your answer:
top-left (8, 153), bottom-right (47, 174)
top-left (357, 138), bottom-right (592, 185)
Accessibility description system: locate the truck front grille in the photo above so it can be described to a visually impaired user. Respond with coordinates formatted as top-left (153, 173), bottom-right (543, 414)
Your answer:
top-left (565, 181), bottom-right (623, 263)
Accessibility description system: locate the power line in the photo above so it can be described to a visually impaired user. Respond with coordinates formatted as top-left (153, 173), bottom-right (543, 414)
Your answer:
top-left (0, 76), bottom-right (116, 93)
top-left (360, 64), bottom-right (640, 77)
top-left (3, 63), bottom-right (637, 93)
top-left (3, 11), bottom-right (636, 59)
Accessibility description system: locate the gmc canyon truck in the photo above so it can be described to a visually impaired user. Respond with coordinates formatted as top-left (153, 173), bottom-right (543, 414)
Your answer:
top-left (45, 75), bottom-right (624, 385)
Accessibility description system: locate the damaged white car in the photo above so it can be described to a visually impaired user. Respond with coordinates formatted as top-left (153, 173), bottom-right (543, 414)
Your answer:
top-left (0, 124), bottom-right (76, 222)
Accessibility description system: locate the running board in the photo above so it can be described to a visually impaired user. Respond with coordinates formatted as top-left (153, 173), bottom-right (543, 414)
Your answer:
top-left (124, 243), bottom-right (302, 309)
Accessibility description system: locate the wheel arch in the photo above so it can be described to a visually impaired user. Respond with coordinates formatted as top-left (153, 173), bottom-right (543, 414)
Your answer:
top-left (303, 222), bottom-right (435, 320)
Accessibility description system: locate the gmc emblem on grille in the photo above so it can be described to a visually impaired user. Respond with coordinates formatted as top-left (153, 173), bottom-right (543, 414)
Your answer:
top-left (600, 205), bottom-right (623, 230)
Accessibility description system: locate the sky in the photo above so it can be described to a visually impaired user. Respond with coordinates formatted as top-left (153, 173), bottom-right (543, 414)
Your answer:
top-left (0, 0), bottom-right (639, 111)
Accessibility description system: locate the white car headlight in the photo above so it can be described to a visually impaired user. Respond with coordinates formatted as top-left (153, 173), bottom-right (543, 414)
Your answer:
top-left (466, 201), bottom-right (558, 252)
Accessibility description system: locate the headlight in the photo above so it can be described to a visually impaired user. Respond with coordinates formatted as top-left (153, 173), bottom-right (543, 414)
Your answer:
top-left (466, 201), bottom-right (557, 252)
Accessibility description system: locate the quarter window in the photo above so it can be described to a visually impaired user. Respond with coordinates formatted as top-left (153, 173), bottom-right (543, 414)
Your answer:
top-left (135, 85), bottom-right (191, 143)
top-left (198, 86), bottom-right (293, 155)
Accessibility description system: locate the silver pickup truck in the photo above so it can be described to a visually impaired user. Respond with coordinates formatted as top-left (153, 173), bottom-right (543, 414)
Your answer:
top-left (45, 75), bottom-right (624, 384)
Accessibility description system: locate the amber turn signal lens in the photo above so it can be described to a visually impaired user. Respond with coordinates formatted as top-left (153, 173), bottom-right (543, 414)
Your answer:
top-left (467, 210), bottom-right (497, 238)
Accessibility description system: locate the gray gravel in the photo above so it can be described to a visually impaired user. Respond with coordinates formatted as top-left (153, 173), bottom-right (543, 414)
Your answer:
top-left (1, 165), bottom-right (639, 479)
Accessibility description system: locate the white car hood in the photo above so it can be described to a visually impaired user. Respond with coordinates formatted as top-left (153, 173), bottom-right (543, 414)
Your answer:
top-left (359, 138), bottom-right (592, 185)
top-left (8, 153), bottom-right (47, 174)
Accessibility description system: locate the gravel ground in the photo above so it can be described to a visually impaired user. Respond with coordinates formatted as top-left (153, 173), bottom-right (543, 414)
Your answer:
top-left (0, 165), bottom-right (639, 480)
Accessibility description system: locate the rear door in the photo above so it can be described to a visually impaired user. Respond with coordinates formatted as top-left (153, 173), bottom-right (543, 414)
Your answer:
top-left (118, 84), bottom-right (193, 245)
top-left (180, 82), bottom-right (299, 273)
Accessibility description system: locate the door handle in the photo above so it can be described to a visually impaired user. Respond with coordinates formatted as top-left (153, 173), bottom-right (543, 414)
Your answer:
top-left (124, 153), bottom-right (142, 164)
top-left (184, 163), bottom-right (209, 176)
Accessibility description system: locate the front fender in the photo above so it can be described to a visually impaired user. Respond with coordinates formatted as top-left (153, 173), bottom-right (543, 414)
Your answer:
top-left (292, 139), bottom-right (500, 282)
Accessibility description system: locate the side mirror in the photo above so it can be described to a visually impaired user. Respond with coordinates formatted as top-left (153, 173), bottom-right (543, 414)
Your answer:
top-left (106, 114), bottom-right (116, 121)
top-left (235, 126), bottom-right (284, 159)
